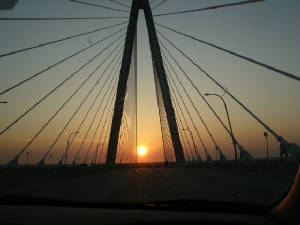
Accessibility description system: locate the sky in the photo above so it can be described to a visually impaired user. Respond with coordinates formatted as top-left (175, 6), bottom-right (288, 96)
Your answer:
top-left (0, 0), bottom-right (299, 164)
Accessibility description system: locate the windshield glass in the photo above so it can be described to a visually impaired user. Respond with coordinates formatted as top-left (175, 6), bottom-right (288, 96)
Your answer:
top-left (0, 0), bottom-right (299, 207)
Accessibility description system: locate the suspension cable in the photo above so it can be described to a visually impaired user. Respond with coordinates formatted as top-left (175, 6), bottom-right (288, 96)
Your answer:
top-left (160, 40), bottom-right (222, 149)
top-left (91, 70), bottom-right (122, 164)
top-left (8, 38), bottom-right (124, 164)
top-left (69, 0), bottom-right (129, 13)
top-left (98, 110), bottom-right (114, 164)
top-left (153, 65), bottom-right (175, 162)
top-left (91, 79), bottom-right (118, 165)
top-left (72, 65), bottom-right (120, 164)
top-left (41, 48), bottom-right (121, 164)
top-left (57, 51), bottom-right (123, 164)
top-left (165, 64), bottom-right (199, 161)
top-left (162, 48), bottom-right (212, 160)
top-left (163, 60), bottom-right (194, 161)
top-left (117, 120), bottom-right (126, 164)
top-left (158, 31), bottom-right (287, 144)
top-left (0, 16), bottom-right (128, 21)
top-left (123, 113), bottom-right (130, 163)
top-left (0, 33), bottom-right (125, 138)
top-left (152, 0), bottom-right (167, 11)
top-left (68, 53), bottom-right (122, 149)
top-left (150, 0), bottom-right (157, 6)
top-left (170, 92), bottom-right (194, 162)
top-left (0, 26), bottom-right (126, 96)
top-left (153, 0), bottom-right (264, 17)
top-left (164, 59), bottom-right (206, 161)
top-left (0, 22), bottom-right (126, 58)
top-left (155, 80), bottom-right (170, 162)
top-left (156, 23), bottom-right (299, 82)
top-left (83, 84), bottom-right (118, 164)
top-left (110, 0), bottom-right (130, 9)
top-left (118, 112), bottom-right (129, 164)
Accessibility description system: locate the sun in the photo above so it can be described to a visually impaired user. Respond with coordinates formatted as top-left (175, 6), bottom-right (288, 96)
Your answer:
top-left (137, 145), bottom-right (147, 156)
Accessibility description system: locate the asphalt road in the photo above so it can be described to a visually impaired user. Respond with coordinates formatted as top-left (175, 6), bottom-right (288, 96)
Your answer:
top-left (0, 167), bottom-right (295, 206)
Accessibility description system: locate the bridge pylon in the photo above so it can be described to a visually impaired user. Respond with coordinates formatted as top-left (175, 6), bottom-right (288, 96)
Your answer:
top-left (106, 0), bottom-right (185, 165)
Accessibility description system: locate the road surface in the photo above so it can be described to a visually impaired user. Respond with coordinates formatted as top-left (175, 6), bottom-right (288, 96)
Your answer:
top-left (0, 166), bottom-right (296, 206)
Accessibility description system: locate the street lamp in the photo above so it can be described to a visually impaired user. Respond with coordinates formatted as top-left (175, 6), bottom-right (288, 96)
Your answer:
top-left (65, 131), bottom-right (79, 166)
top-left (264, 132), bottom-right (269, 160)
top-left (182, 128), bottom-right (201, 161)
top-left (205, 93), bottom-right (238, 162)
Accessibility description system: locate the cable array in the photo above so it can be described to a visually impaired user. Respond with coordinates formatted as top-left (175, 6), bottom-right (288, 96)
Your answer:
top-left (153, 0), bottom-right (264, 17)
top-left (2, 0), bottom-right (297, 166)
top-left (0, 33), bottom-right (125, 137)
top-left (152, 0), bottom-right (167, 11)
top-left (69, 0), bottom-right (129, 13)
top-left (0, 22), bottom-right (126, 59)
top-left (157, 30), bottom-right (290, 147)
top-left (39, 45), bottom-right (124, 165)
top-left (5, 32), bottom-right (125, 165)
top-left (0, 16), bottom-right (127, 21)
top-left (0, 26), bottom-right (126, 96)
top-left (156, 23), bottom-right (299, 82)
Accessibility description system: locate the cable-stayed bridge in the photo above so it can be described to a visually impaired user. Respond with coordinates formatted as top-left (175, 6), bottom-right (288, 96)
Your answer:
top-left (0, 0), bottom-right (299, 168)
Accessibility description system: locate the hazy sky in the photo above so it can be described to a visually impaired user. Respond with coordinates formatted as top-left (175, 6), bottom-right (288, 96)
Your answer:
top-left (0, 0), bottom-right (299, 164)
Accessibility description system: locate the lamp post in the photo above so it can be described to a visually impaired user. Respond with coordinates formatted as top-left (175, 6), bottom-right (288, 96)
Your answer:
top-left (65, 131), bottom-right (78, 166)
top-left (264, 132), bottom-right (269, 160)
top-left (182, 128), bottom-right (200, 161)
top-left (205, 93), bottom-right (238, 162)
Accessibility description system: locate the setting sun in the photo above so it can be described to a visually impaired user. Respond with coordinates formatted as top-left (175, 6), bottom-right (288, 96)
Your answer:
top-left (137, 145), bottom-right (147, 156)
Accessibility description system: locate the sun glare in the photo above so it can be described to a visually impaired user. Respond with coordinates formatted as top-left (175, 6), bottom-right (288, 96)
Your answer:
top-left (137, 145), bottom-right (147, 156)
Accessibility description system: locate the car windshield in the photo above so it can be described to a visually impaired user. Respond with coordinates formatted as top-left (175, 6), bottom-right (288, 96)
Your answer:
top-left (0, 0), bottom-right (299, 207)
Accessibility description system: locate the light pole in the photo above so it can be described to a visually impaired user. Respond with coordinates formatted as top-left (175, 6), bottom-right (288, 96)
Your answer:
top-left (205, 93), bottom-right (238, 162)
top-left (264, 132), bottom-right (269, 160)
top-left (182, 128), bottom-right (200, 162)
top-left (65, 131), bottom-right (78, 166)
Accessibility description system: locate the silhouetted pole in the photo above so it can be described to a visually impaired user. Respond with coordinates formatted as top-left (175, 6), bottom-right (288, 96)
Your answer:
top-left (264, 132), bottom-right (269, 160)
top-left (205, 93), bottom-right (238, 162)
top-left (65, 131), bottom-right (78, 166)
